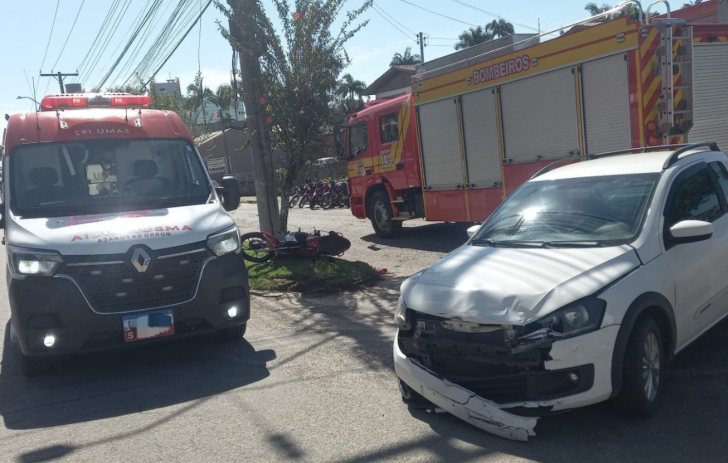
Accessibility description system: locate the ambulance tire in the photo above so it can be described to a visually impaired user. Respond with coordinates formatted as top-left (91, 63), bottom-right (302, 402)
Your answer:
top-left (370, 191), bottom-right (402, 238)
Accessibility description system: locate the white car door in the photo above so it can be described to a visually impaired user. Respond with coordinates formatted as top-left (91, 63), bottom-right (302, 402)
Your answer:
top-left (662, 162), bottom-right (728, 347)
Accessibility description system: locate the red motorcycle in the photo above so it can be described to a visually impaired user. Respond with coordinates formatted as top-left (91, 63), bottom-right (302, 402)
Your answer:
top-left (309, 180), bottom-right (331, 210)
top-left (240, 229), bottom-right (351, 262)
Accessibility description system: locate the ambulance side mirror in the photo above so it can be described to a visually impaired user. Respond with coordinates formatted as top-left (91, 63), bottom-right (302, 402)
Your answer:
top-left (219, 176), bottom-right (240, 212)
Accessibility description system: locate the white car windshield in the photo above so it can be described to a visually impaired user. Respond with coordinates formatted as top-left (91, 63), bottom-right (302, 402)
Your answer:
top-left (11, 138), bottom-right (212, 218)
top-left (472, 173), bottom-right (660, 247)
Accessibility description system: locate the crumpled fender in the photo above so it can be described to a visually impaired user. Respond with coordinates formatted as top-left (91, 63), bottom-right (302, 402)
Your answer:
top-left (394, 340), bottom-right (538, 441)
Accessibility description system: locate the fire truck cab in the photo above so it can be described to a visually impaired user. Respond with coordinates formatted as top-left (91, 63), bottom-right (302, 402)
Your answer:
top-left (3, 94), bottom-right (249, 376)
top-left (339, 1), bottom-right (728, 238)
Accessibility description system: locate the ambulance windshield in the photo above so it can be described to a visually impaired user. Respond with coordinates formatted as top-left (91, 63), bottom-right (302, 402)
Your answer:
top-left (10, 138), bottom-right (212, 218)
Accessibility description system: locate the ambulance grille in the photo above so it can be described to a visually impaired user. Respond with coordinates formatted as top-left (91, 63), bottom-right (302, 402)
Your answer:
top-left (60, 249), bottom-right (210, 313)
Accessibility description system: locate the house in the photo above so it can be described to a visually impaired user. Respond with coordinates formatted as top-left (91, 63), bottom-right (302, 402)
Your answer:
top-left (363, 65), bottom-right (416, 99)
top-left (195, 128), bottom-right (284, 196)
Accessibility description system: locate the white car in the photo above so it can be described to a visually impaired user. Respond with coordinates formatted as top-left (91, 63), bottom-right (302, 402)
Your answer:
top-left (394, 143), bottom-right (728, 441)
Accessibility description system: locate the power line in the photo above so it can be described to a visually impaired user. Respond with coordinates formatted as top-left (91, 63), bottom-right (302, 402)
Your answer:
top-left (96, 0), bottom-right (164, 90)
top-left (371, 4), bottom-right (416, 42)
top-left (373, 2), bottom-right (416, 35)
top-left (141, 0), bottom-right (214, 89)
top-left (81, 0), bottom-right (131, 86)
top-left (448, 0), bottom-right (540, 32)
top-left (198, 0), bottom-right (203, 72)
top-left (77, 0), bottom-right (120, 73)
top-left (397, 0), bottom-right (477, 27)
top-left (50, 0), bottom-right (86, 72)
top-left (39, 0), bottom-right (61, 73)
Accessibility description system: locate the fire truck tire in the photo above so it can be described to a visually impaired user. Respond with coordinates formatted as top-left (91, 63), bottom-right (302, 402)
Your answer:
top-left (370, 191), bottom-right (402, 238)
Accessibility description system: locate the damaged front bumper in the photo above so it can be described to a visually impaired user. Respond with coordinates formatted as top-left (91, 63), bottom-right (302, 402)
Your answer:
top-left (393, 322), bottom-right (620, 441)
top-left (394, 337), bottom-right (537, 441)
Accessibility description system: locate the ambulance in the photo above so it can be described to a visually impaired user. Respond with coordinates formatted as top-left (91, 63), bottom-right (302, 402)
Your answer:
top-left (3, 93), bottom-right (249, 376)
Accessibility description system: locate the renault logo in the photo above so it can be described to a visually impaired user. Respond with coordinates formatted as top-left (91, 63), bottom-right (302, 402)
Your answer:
top-left (131, 248), bottom-right (151, 273)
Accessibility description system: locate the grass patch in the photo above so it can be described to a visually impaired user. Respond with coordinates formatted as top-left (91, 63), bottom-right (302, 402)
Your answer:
top-left (246, 257), bottom-right (381, 293)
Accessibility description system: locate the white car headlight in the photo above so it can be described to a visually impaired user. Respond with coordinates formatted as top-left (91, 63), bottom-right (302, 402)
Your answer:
top-left (8, 246), bottom-right (63, 279)
top-left (394, 295), bottom-right (411, 330)
top-left (521, 297), bottom-right (606, 340)
top-left (207, 226), bottom-right (241, 257)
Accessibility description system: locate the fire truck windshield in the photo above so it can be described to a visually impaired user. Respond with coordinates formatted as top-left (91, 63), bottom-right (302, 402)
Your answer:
top-left (10, 139), bottom-right (212, 219)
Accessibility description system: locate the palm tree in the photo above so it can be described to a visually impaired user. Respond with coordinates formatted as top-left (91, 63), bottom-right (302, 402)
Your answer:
top-left (336, 74), bottom-right (367, 101)
top-left (584, 2), bottom-right (613, 15)
top-left (455, 26), bottom-right (493, 50)
top-left (209, 84), bottom-right (233, 120)
top-left (485, 19), bottom-right (514, 39)
top-left (390, 47), bottom-right (422, 66)
top-left (186, 72), bottom-right (213, 125)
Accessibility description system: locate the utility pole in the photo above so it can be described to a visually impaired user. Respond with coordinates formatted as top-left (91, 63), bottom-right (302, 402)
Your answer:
top-left (40, 71), bottom-right (79, 94)
top-left (417, 32), bottom-right (426, 63)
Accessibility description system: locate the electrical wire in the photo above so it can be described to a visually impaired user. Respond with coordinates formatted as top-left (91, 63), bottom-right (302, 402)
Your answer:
top-left (397, 0), bottom-right (477, 27)
top-left (77, 0), bottom-right (119, 73)
top-left (198, 0), bottom-right (202, 72)
top-left (448, 0), bottom-right (540, 32)
top-left (141, 0), bottom-right (213, 89)
top-left (96, 0), bottom-right (164, 90)
top-left (82, 0), bottom-right (132, 86)
top-left (372, 4), bottom-right (416, 42)
top-left (50, 0), bottom-right (86, 72)
top-left (39, 0), bottom-right (60, 73)
top-left (373, 2), bottom-right (416, 36)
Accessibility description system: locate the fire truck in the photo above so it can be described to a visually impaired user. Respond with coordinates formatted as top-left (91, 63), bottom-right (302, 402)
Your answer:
top-left (336, 0), bottom-right (728, 237)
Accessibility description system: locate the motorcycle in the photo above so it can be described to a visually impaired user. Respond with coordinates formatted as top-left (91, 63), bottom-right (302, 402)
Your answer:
top-left (289, 184), bottom-right (304, 209)
top-left (240, 229), bottom-right (351, 263)
top-left (322, 178), bottom-right (350, 209)
top-left (309, 180), bottom-right (330, 210)
top-left (298, 179), bottom-right (315, 208)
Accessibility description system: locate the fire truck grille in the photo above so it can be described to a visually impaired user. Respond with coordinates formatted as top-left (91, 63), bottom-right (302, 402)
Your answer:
top-left (60, 250), bottom-right (209, 313)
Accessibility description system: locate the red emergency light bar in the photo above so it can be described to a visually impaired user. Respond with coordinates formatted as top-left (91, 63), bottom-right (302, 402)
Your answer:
top-left (40, 93), bottom-right (152, 111)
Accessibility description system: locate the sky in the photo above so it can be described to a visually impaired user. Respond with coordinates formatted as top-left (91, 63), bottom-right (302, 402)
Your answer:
top-left (0, 0), bottom-right (621, 135)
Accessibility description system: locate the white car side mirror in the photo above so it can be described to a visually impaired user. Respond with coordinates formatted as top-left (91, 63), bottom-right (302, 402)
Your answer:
top-left (669, 220), bottom-right (713, 244)
top-left (467, 224), bottom-right (481, 239)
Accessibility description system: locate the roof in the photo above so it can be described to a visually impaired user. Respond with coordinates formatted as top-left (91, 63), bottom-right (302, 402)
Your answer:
top-left (347, 93), bottom-right (410, 121)
top-left (194, 128), bottom-right (245, 146)
top-left (363, 65), bottom-right (416, 95)
top-left (533, 149), bottom-right (718, 181)
top-left (3, 108), bottom-right (193, 153)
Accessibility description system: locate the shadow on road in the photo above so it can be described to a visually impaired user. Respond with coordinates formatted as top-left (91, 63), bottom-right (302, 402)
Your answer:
top-left (353, 316), bottom-right (728, 463)
top-left (0, 323), bottom-right (274, 432)
top-left (361, 222), bottom-right (473, 254)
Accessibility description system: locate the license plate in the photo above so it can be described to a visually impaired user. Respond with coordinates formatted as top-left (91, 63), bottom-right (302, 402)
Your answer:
top-left (122, 309), bottom-right (175, 343)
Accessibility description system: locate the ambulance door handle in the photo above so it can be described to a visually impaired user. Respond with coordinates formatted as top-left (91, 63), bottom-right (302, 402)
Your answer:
top-left (365, 169), bottom-right (372, 175)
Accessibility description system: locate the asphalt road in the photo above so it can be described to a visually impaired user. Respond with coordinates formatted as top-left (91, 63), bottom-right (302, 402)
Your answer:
top-left (2, 203), bottom-right (728, 462)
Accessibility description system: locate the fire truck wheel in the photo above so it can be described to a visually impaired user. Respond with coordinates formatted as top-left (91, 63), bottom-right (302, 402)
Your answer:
top-left (370, 191), bottom-right (402, 238)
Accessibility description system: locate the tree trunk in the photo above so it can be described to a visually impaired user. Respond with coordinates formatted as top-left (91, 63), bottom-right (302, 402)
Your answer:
top-left (228, 0), bottom-right (280, 236)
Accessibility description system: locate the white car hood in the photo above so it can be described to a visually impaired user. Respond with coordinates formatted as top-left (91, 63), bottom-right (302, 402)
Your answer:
top-left (403, 244), bottom-right (641, 325)
top-left (7, 203), bottom-right (234, 255)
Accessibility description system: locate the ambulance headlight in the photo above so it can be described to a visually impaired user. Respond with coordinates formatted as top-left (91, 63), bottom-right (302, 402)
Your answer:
top-left (207, 226), bottom-right (241, 257)
top-left (8, 246), bottom-right (63, 278)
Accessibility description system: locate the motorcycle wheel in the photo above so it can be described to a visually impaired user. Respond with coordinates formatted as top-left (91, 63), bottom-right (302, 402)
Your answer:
top-left (299, 195), bottom-right (309, 208)
top-left (289, 195), bottom-right (300, 209)
top-left (310, 198), bottom-right (317, 209)
top-left (321, 192), bottom-right (334, 210)
top-left (240, 232), bottom-right (275, 262)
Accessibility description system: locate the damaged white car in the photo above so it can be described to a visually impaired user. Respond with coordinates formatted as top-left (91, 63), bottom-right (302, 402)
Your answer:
top-left (394, 143), bottom-right (728, 440)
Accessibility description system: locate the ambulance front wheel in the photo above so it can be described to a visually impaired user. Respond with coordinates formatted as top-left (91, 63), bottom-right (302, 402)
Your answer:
top-left (370, 191), bottom-right (402, 238)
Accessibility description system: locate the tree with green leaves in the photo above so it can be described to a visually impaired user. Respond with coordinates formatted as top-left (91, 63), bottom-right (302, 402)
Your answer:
top-left (485, 19), bottom-right (514, 38)
top-left (455, 26), bottom-right (493, 50)
top-left (186, 72), bottom-right (214, 126)
top-left (390, 47), bottom-right (421, 66)
top-left (336, 73), bottom-right (366, 101)
top-left (209, 84), bottom-right (234, 121)
top-left (220, 0), bottom-right (372, 234)
top-left (584, 2), bottom-right (612, 16)
top-left (683, 0), bottom-right (703, 7)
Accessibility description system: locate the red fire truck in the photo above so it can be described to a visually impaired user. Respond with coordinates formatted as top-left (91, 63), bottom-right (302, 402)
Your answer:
top-left (336, 1), bottom-right (728, 237)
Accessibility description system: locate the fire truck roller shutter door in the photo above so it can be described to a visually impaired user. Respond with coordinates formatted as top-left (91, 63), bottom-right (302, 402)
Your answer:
top-left (690, 44), bottom-right (728, 150)
top-left (460, 89), bottom-right (502, 188)
top-left (418, 98), bottom-right (464, 190)
top-left (581, 53), bottom-right (632, 155)
top-left (501, 67), bottom-right (579, 163)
